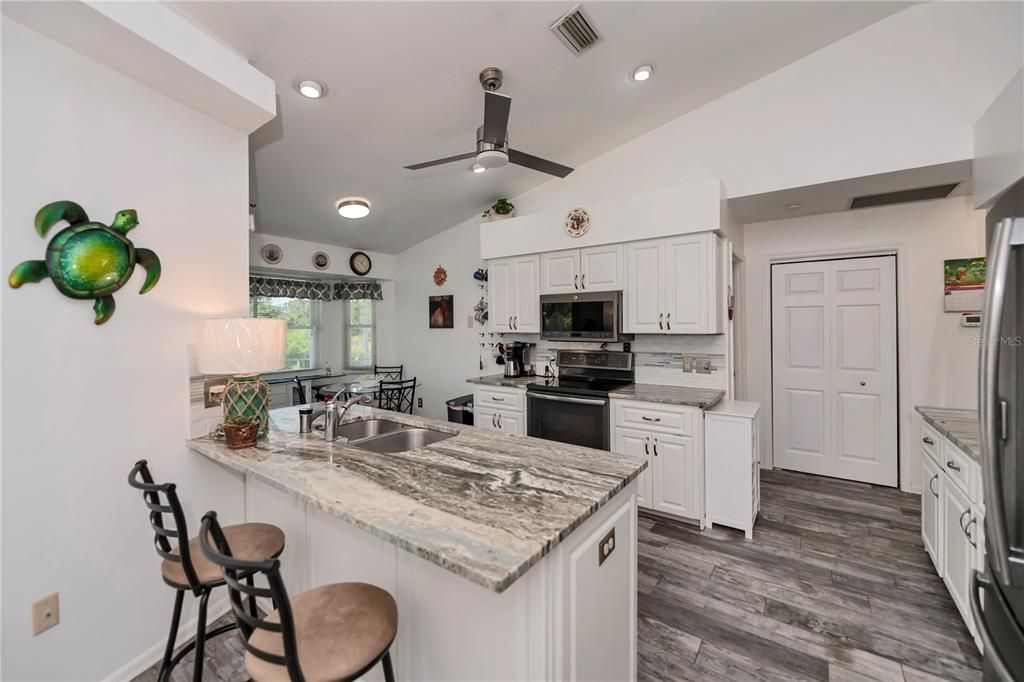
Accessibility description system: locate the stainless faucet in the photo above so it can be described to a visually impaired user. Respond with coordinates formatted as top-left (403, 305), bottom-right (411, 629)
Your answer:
top-left (317, 390), bottom-right (372, 442)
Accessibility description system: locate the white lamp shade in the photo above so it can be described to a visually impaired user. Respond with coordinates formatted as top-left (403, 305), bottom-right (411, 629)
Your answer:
top-left (197, 318), bottom-right (287, 375)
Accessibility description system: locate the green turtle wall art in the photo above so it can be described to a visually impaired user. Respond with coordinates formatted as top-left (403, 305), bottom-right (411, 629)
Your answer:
top-left (9, 201), bottom-right (161, 325)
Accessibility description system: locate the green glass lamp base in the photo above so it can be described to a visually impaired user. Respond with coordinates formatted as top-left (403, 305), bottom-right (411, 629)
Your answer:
top-left (222, 374), bottom-right (271, 438)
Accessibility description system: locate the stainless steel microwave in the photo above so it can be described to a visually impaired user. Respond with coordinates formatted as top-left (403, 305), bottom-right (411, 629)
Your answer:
top-left (540, 291), bottom-right (624, 341)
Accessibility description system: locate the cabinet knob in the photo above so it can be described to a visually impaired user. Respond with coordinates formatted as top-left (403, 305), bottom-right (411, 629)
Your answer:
top-left (860, 381), bottom-right (866, 387)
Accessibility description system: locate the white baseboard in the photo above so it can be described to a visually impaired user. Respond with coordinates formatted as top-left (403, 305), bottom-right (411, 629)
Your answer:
top-left (104, 597), bottom-right (232, 682)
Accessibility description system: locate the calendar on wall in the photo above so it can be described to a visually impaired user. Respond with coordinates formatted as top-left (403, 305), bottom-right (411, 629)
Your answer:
top-left (944, 257), bottom-right (986, 313)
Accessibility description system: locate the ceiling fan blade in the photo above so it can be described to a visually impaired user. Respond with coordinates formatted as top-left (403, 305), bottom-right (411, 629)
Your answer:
top-left (404, 152), bottom-right (477, 171)
top-left (483, 92), bottom-right (511, 145)
top-left (508, 149), bottom-right (574, 178)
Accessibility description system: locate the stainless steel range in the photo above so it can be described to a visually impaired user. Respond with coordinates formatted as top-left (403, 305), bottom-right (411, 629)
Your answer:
top-left (526, 350), bottom-right (634, 450)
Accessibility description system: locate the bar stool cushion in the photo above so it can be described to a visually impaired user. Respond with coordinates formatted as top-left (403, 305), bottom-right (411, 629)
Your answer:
top-left (245, 582), bottom-right (398, 682)
top-left (161, 522), bottom-right (285, 588)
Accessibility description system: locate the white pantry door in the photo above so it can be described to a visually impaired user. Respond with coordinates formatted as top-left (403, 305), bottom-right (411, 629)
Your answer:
top-left (771, 256), bottom-right (898, 486)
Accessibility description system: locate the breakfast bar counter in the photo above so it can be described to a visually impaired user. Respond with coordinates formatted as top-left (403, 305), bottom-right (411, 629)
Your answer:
top-left (190, 405), bottom-right (644, 681)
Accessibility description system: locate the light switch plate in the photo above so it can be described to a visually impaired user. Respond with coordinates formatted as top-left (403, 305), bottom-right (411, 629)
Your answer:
top-left (467, 315), bottom-right (475, 329)
top-left (32, 593), bottom-right (59, 636)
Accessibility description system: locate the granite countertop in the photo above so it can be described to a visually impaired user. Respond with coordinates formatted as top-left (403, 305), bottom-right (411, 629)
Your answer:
top-left (608, 384), bottom-right (725, 409)
top-left (465, 374), bottom-right (538, 389)
top-left (915, 406), bottom-right (980, 461)
top-left (189, 406), bottom-right (645, 593)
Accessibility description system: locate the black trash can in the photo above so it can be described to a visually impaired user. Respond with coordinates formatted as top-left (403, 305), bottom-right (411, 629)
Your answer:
top-left (446, 394), bottom-right (474, 426)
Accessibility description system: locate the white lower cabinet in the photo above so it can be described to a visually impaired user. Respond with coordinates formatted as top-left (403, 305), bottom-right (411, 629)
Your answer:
top-left (611, 399), bottom-right (704, 525)
top-left (473, 386), bottom-right (526, 436)
top-left (704, 402), bottom-right (761, 539)
top-left (918, 421), bottom-right (984, 653)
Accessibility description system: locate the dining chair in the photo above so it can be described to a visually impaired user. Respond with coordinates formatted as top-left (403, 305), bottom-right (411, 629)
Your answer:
top-left (373, 365), bottom-right (404, 382)
top-left (378, 377), bottom-right (417, 414)
top-left (128, 460), bottom-right (286, 682)
top-left (199, 511), bottom-right (397, 682)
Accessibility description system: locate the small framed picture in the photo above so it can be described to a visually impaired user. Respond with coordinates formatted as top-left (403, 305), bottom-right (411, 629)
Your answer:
top-left (260, 243), bottom-right (283, 265)
top-left (312, 251), bottom-right (330, 270)
top-left (429, 295), bottom-right (454, 329)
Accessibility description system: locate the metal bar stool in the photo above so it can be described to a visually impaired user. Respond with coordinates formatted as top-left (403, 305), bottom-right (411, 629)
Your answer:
top-left (378, 377), bottom-right (417, 414)
top-left (199, 511), bottom-right (398, 682)
top-left (128, 460), bottom-right (286, 682)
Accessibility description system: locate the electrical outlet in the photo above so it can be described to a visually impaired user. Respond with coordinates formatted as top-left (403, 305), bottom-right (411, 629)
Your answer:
top-left (417, 397), bottom-right (423, 409)
top-left (682, 356), bottom-right (693, 373)
top-left (32, 593), bottom-right (59, 636)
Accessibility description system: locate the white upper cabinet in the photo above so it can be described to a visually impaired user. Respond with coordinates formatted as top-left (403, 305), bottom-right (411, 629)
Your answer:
top-left (540, 244), bottom-right (623, 294)
top-left (625, 232), bottom-right (722, 335)
top-left (490, 255), bottom-right (540, 332)
top-left (540, 250), bottom-right (580, 294)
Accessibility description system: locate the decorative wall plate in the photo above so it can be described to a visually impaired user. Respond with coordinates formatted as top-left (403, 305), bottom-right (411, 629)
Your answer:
top-left (564, 207), bottom-right (590, 238)
top-left (312, 251), bottom-right (330, 270)
top-left (8, 200), bottom-right (161, 325)
top-left (433, 265), bottom-right (448, 287)
top-left (261, 243), bottom-right (283, 265)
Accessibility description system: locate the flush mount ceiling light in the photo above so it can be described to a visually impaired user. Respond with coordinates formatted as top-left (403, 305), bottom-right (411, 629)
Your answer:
top-left (472, 163), bottom-right (487, 174)
top-left (336, 198), bottom-right (371, 219)
top-left (631, 65), bottom-right (654, 82)
top-left (298, 80), bottom-right (325, 99)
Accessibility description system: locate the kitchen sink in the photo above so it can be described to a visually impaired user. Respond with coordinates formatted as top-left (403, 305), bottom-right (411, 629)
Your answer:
top-left (336, 419), bottom-right (407, 441)
top-left (351, 428), bottom-right (456, 454)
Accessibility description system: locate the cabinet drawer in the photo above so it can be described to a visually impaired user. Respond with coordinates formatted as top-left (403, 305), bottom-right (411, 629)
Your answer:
top-left (941, 439), bottom-right (973, 497)
top-left (613, 400), bottom-right (694, 435)
top-left (921, 423), bottom-right (941, 460)
top-left (475, 387), bottom-right (524, 412)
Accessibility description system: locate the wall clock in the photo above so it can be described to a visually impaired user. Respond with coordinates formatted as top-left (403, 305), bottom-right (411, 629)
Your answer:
top-left (312, 251), bottom-right (330, 270)
top-left (349, 251), bottom-right (372, 276)
top-left (260, 243), bottom-right (283, 265)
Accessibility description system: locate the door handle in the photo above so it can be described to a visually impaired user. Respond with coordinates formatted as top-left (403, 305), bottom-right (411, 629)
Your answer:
top-left (641, 416), bottom-right (662, 423)
top-left (497, 412), bottom-right (502, 429)
top-left (946, 460), bottom-right (961, 472)
top-left (508, 316), bottom-right (513, 329)
top-left (527, 391), bottom-right (607, 406)
top-left (970, 571), bottom-right (1015, 681)
top-left (581, 273), bottom-right (586, 289)
top-left (658, 313), bottom-right (664, 330)
top-left (922, 436), bottom-right (935, 445)
top-left (928, 473), bottom-right (938, 497)
top-left (979, 216), bottom-right (1024, 585)
top-left (492, 413), bottom-right (497, 428)
top-left (960, 509), bottom-right (971, 533)
top-left (491, 396), bottom-right (505, 402)
top-left (513, 316), bottom-right (518, 330)
top-left (666, 313), bottom-right (671, 331)
top-left (652, 437), bottom-right (659, 456)
top-left (574, 274), bottom-right (579, 290)
top-left (965, 517), bottom-right (978, 547)
top-left (643, 437), bottom-right (650, 456)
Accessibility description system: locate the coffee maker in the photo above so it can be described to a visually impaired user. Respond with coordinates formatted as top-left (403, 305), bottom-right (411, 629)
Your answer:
top-left (504, 342), bottom-right (531, 378)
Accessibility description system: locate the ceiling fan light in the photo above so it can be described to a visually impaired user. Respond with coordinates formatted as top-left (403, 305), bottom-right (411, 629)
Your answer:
top-left (298, 80), bottom-right (325, 99)
top-left (631, 65), bottom-right (653, 82)
top-left (472, 163), bottom-right (487, 174)
top-left (337, 198), bottom-right (371, 219)
top-left (476, 150), bottom-right (508, 169)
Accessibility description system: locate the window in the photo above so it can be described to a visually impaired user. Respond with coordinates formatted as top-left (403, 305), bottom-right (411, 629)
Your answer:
top-left (249, 296), bottom-right (318, 370)
top-left (346, 299), bottom-right (375, 369)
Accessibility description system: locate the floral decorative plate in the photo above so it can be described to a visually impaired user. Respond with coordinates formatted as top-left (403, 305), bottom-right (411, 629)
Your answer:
top-left (433, 265), bottom-right (448, 286)
top-left (564, 208), bottom-right (590, 238)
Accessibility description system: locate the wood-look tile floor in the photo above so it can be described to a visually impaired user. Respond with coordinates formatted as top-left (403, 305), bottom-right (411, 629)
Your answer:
top-left (135, 469), bottom-right (981, 682)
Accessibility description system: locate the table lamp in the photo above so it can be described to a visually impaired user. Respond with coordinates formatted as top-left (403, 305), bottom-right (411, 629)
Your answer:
top-left (197, 318), bottom-right (286, 438)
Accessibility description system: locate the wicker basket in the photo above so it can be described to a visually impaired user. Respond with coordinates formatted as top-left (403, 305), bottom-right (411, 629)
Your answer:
top-left (224, 421), bottom-right (259, 449)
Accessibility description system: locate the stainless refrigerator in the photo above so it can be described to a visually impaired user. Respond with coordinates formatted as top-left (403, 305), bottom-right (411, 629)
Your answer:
top-left (976, 176), bottom-right (1024, 680)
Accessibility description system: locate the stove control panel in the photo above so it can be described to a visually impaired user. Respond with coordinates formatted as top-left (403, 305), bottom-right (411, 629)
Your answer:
top-left (557, 350), bottom-right (633, 371)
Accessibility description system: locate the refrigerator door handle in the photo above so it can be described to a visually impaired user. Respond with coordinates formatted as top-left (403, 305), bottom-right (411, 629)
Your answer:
top-left (979, 217), bottom-right (1024, 585)
top-left (971, 570), bottom-right (1019, 681)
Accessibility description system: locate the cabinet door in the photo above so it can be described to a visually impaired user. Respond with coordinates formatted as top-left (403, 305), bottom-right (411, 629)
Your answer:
top-left (540, 249), bottom-right (580, 295)
top-left (922, 452), bottom-right (943, 574)
top-left (942, 479), bottom-right (973, 623)
top-left (476, 406), bottom-right (501, 432)
top-left (613, 428), bottom-right (653, 510)
top-left (580, 244), bottom-right (623, 292)
top-left (489, 259), bottom-right (514, 332)
top-left (496, 410), bottom-right (525, 436)
top-left (624, 240), bottom-right (664, 334)
top-left (664, 233), bottom-right (712, 334)
top-left (512, 255), bottom-right (540, 332)
top-left (652, 433), bottom-right (699, 519)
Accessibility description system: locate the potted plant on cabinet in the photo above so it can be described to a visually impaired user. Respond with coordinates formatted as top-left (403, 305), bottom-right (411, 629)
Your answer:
top-left (482, 198), bottom-right (516, 222)
top-left (223, 415), bottom-right (260, 449)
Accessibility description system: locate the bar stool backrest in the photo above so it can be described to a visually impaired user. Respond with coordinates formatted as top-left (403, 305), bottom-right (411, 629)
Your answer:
top-left (374, 364), bottom-right (404, 382)
top-left (199, 511), bottom-right (304, 682)
top-left (378, 377), bottom-right (417, 413)
top-left (128, 460), bottom-right (202, 594)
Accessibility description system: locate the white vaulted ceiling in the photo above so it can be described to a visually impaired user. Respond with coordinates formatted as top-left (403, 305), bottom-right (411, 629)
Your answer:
top-left (175, 1), bottom-right (909, 253)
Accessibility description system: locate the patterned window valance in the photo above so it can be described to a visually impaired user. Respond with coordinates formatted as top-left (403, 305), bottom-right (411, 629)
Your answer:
top-left (249, 276), bottom-right (382, 301)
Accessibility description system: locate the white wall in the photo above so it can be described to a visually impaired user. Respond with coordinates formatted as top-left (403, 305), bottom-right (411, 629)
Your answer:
top-left (1, 17), bottom-right (253, 679)
top-left (742, 195), bottom-right (986, 493)
top-left (395, 219), bottom-right (485, 419)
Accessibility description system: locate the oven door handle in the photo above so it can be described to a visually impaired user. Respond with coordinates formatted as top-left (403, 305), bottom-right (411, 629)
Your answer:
top-left (527, 392), bottom-right (608, 406)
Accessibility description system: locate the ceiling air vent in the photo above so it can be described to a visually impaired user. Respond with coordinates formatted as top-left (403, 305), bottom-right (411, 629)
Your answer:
top-left (849, 183), bottom-right (959, 210)
top-left (550, 5), bottom-right (601, 56)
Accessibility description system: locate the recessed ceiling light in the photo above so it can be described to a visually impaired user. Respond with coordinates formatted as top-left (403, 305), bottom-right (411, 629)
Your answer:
top-left (631, 65), bottom-right (653, 82)
top-left (298, 80), bottom-right (325, 99)
top-left (786, 203), bottom-right (802, 211)
top-left (472, 163), bottom-right (487, 174)
top-left (337, 198), bottom-right (370, 219)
